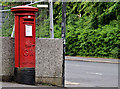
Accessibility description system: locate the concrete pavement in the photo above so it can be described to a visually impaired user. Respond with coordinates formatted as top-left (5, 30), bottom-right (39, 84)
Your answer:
top-left (65, 56), bottom-right (120, 64)
top-left (1, 82), bottom-right (52, 87)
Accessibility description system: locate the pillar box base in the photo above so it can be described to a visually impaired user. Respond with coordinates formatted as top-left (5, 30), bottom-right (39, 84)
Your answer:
top-left (14, 68), bottom-right (35, 85)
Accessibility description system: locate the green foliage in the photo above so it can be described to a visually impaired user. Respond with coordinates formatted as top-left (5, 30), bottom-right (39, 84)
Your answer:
top-left (2, 2), bottom-right (120, 58)
top-left (2, 2), bottom-right (30, 37)
top-left (64, 17), bottom-right (119, 58)
top-left (53, 2), bottom-right (120, 58)
top-left (2, 2), bottom-right (49, 38)
top-left (54, 25), bottom-right (61, 38)
top-left (36, 6), bottom-right (49, 38)
top-left (36, 18), bottom-right (50, 38)
top-left (2, 12), bottom-right (14, 37)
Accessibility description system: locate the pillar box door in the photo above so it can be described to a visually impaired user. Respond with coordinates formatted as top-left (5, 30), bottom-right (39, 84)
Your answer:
top-left (11, 6), bottom-right (38, 85)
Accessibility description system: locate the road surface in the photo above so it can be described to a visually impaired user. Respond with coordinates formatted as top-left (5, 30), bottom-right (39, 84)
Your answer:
top-left (65, 60), bottom-right (118, 87)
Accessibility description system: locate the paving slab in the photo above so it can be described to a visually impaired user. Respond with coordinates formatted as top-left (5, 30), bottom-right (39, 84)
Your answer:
top-left (1, 82), bottom-right (52, 87)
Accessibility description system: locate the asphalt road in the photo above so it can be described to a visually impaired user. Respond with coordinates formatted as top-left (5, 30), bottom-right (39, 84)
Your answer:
top-left (65, 60), bottom-right (118, 87)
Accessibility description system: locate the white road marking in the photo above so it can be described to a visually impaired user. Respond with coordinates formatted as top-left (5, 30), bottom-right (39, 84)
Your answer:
top-left (65, 81), bottom-right (80, 85)
top-left (86, 72), bottom-right (103, 75)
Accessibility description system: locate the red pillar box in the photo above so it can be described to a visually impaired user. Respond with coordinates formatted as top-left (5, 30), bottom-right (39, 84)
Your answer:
top-left (11, 6), bottom-right (38, 85)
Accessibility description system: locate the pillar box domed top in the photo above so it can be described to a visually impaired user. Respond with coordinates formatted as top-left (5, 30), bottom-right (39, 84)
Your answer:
top-left (11, 5), bottom-right (38, 12)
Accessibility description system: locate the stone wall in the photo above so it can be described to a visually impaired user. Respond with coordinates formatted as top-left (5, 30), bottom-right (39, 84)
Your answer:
top-left (2, 37), bottom-right (14, 81)
top-left (1, 37), bottom-right (63, 86)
